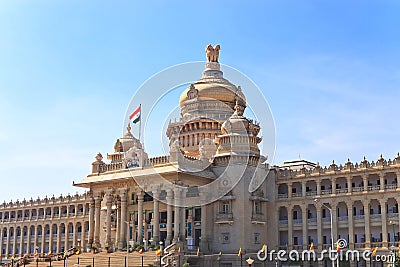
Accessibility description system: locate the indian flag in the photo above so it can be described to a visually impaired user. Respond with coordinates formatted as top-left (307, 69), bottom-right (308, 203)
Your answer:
top-left (309, 242), bottom-right (314, 251)
top-left (371, 247), bottom-right (378, 256)
top-left (261, 244), bottom-right (267, 253)
top-left (238, 247), bottom-right (242, 257)
top-left (129, 105), bottom-right (141, 124)
top-left (156, 249), bottom-right (161, 256)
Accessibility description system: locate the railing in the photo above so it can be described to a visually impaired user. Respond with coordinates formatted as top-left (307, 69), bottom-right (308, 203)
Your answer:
top-left (279, 219), bottom-right (288, 225)
top-left (352, 187), bottom-right (364, 192)
top-left (354, 215), bottom-right (365, 220)
top-left (306, 191), bottom-right (317, 197)
top-left (291, 192), bottom-right (302, 198)
top-left (385, 184), bottom-right (397, 190)
top-left (354, 243), bottom-right (365, 249)
top-left (293, 219), bottom-right (302, 225)
top-left (371, 242), bottom-right (384, 247)
top-left (251, 213), bottom-right (265, 222)
top-left (321, 189), bottom-right (332, 195)
top-left (338, 216), bottom-right (348, 221)
top-left (336, 188), bottom-right (348, 194)
top-left (388, 213), bottom-right (399, 218)
top-left (277, 194), bottom-right (288, 199)
top-left (307, 217), bottom-right (317, 223)
top-left (368, 185), bottom-right (380, 191)
top-left (215, 212), bottom-right (233, 222)
top-left (370, 214), bottom-right (382, 220)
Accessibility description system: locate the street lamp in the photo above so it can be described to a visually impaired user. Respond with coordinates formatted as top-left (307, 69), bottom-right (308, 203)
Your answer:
top-left (246, 257), bottom-right (255, 266)
top-left (315, 199), bottom-right (335, 267)
top-left (125, 221), bottom-right (130, 267)
top-left (390, 221), bottom-right (397, 267)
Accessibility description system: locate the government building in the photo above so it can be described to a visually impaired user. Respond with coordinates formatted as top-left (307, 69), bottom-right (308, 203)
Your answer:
top-left (1, 45), bottom-right (399, 266)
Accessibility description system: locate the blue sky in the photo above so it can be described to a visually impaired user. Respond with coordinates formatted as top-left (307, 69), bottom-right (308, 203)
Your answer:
top-left (0, 1), bottom-right (399, 202)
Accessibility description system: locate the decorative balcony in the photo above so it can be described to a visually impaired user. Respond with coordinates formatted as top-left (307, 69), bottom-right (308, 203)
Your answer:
top-left (336, 188), bottom-right (348, 194)
top-left (352, 187), bottom-right (363, 192)
top-left (277, 194), bottom-right (288, 199)
top-left (251, 213), bottom-right (266, 224)
top-left (215, 212), bottom-right (234, 224)
top-left (291, 192), bottom-right (302, 198)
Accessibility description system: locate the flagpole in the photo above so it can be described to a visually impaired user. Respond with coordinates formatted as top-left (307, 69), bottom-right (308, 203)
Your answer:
top-left (139, 104), bottom-right (142, 143)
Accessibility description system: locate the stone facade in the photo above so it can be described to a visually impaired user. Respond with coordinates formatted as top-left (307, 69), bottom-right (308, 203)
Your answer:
top-left (0, 45), bottom-right (399, 267)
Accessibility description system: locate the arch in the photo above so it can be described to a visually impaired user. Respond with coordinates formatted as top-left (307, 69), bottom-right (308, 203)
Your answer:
top-left (305, 180), bottom-right (317, 196)
top-left (77, 204), bottom-right (84, 215)
top-left (52, 224), bottom-right (58, 235)
top-left (53, 207), bottom-right (60, 217)
top-left (69, 205), bottom-right (76, 216)
top-left (337, 202), bottom-right (348, 218)
top-left (277, 184), bottom-right (288, 195)
top-left (370, 199), bottom-right (381, 215)
top-left (291, 182), bottom-right (302, 197)
top-left (292, 205), bottom-right (302, 221)
top-left (278, 206), bottom-right (288, 221)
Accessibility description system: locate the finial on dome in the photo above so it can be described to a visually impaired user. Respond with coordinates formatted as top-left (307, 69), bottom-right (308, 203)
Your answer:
top-left (205, 44), bottom-right (221, 63)
top-left (127, 123), bottom-right (131, 133)
top-left (234, 100), bottom-right (245, 116)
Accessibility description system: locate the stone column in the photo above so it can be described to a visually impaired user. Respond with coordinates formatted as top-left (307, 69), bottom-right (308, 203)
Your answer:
top-left (180, 189), bottom-right (187, 242)
top-left (396, 171), bottom-right (400, 189)
top-left (199, 191), bottom-right (209, 253)
top-left (316, 202), bottom-right (322, 250)
top-left (347, 175), bottom-right (352, 193)
top-left (6, 228), bottom-right (10, 257)
top-left (288, 183), bottom-right (293, 199)
top-left (287, 205), bottom-right (293, 249)
top-left (301, 182), bottom-right (306, 198)
top-left (152, 189), bottom-right (160, 245)
top-left (302, 204), bottom-right (308, 249)
top-left (12, 228), bottom-right (17, 256)
top-left (0, 227), bottom-right (3, 257)
top-left (33, 226), bottom-right (38, 254)
top-left (363, 200), bottom-right (371, 247)
top-left (173, 189), bottom-right (180, 243)
top-left (93, 196), bottom-right (102, 248)
top-left (118, 190), bottom-right (128, 250)
top-left (166, 189), bottom-right (173, 246)
top-left (27, 227), bottom-right (31, 254)
top-left (380, 199), bottom-right (388, 247)
top-left (64, 225), bottom-right (68, 252)
top-left (316, 180), bottom-right (321, 196)
top-left (88, 196), bottom-right (95, 248)
top-left (105, 194), bottom-right (113, 248)
top-left (331, 202), bottom-right (338, 242)
top-left (115, 200), bottom-right (121, 248)
top-left (19, 228), bottom-right (23, 256)
top-left (363, 175), bottom-right (369, 192)
top-left (49, 225), bottom-right (53, 253)
top-left (331, 177), bottom-right (336, 194)
top-left (137, 191), bottom-right (144, 245)
top-left (379, 173), bottom-right (385, 191)
top-left (56, 225), bottom-right (61, 253)
top-left (347, 201), bottom-right (354, 249)
top-left (41, 227), bottom-right (45, 254)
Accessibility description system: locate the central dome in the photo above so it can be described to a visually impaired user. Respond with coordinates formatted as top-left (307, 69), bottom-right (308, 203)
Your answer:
top-left (179, 61), bottom-right (246, 120)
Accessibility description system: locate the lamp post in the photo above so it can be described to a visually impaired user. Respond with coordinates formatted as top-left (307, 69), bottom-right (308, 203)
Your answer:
top-left (315, 199), bottom-right (335, 267)
top-left (125, 221), bottom-right (130, 267)
top-left (390, 221), bottom-right (397, 267)
top-left (246, 257), bottom-right (255, 267)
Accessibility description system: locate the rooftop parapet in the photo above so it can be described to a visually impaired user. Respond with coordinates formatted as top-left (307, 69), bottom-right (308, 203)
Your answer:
top-left (277, 153), bottom-right (400, 179)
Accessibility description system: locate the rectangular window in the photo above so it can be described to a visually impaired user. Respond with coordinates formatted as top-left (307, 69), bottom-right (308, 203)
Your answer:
top-left (254, 233), bottom-right (260, 244)
top-left (221, 202), bottom-right (230, 214)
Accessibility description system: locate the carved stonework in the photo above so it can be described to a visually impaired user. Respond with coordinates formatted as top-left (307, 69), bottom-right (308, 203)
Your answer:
top-left (205, 44), bottom-right (220, 63)
top-left (187, 84), bottom-right (198, 100)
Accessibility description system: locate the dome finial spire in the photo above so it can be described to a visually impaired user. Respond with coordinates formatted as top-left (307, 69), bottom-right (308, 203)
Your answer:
top-left (205, 44), bottom-right (221, 63)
